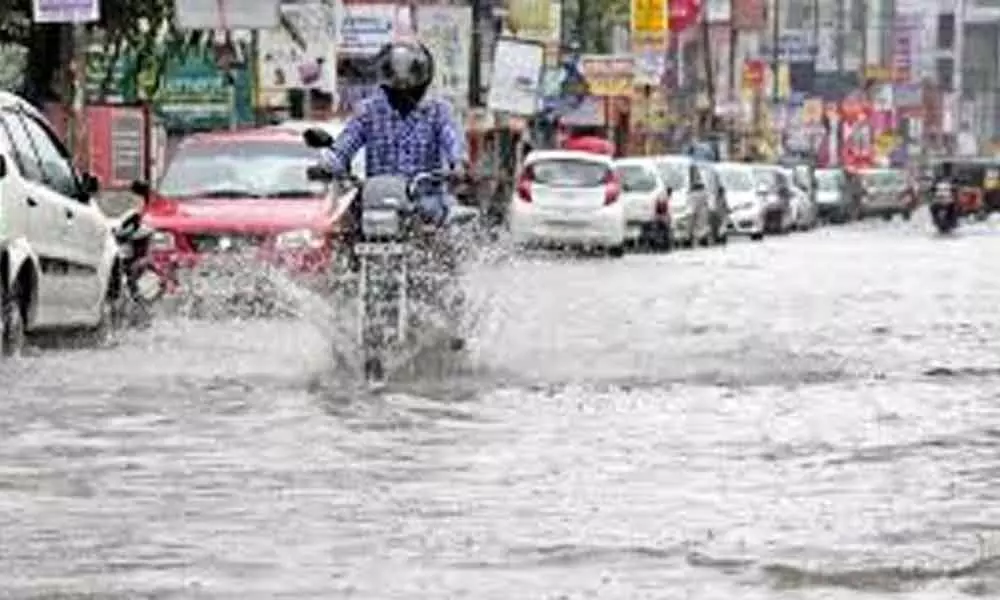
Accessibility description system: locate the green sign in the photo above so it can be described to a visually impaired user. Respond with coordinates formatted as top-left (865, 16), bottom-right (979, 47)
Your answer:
top-left (85, 44), bottom-right (255, 133)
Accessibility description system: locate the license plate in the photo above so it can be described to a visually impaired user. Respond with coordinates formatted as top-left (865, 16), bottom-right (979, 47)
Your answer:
top-left (546, 219), bottom-right (587, 228)
top-left (356, 242), bottom-right (407, 256)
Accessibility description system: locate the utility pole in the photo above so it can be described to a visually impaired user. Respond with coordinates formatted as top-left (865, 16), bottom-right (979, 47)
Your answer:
top-left (468, 0), bottom-right (484, 107)
top-left (770, 0), bottom-right (780, 103)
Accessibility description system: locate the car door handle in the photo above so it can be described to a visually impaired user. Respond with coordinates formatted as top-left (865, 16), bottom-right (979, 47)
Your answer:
top-left (25, 197), bottom-right (36, 207)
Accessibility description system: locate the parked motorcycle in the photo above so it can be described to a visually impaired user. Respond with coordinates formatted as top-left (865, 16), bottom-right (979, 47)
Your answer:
top-left (929, 181), bottom-right (959, 234)
top-left (112, 208), bottom-right (166, 328)
top-left (303, 128), bottom-right (474, 384)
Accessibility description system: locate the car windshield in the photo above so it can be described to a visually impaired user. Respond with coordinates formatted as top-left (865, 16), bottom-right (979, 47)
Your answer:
top-left (530, 159), bottom-right (609, 187)
top-left (615, 164), bottom-right (658, 192)
top-left (816, 170), bottom-right (843, 190)
top-left (715, 167), bottom-right (754, 191)
top-left (157, 140), bottom-right (323, 199)
top-left (655, 162), bottom-right (688, 189)
top-left (751, 168), bottom-right (775, 186)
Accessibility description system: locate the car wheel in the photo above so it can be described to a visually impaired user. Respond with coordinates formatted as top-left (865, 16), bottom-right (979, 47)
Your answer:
top-left (881, 213), bottom-right (892, 221)
top-left (902, 210), bottom-right (912, 221)
top-left (1, 279), bottom-right (26, 357)
top-left (607, 245), bottom-right (625, 258)
top-left (750, 232), bottom-right (764, 241)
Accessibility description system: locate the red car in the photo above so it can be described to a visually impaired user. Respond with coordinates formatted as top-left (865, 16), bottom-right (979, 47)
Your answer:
top-left (134, 128), bottom-right (349, 294)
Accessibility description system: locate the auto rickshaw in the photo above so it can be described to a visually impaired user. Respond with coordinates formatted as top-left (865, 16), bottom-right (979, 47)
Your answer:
top-left (931, 157), bottom-right (1000, 219)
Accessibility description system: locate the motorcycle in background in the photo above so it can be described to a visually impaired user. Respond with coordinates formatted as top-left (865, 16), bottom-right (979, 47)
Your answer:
top-left (112, 206), bottom-right (166, 328)
top-left (929, 180), bottom-right (959, 234)
top-left (303, 128), bottom-right (474, 384)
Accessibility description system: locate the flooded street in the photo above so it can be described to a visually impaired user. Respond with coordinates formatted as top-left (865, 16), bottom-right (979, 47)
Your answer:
top-left (5, 218), bottom-right (1000, 598)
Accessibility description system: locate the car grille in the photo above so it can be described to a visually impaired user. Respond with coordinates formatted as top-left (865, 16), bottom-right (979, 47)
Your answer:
top-left (187, 233), bottom-right (267, 253)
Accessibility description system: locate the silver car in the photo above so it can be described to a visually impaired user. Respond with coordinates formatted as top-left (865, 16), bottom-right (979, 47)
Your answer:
top-left (856, 168), bottom-right (917, 221)
top-left (651, 156), bottom-right (714, 247)
top-left (814, 168), bottom-right (858, 223)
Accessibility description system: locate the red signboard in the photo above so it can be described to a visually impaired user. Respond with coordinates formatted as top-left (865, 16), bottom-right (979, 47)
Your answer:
top-left (840, 98), bottom-right (874, 170)
top-left (742, 59), bottom-right (765, 91)
top-left (87, 105), bottom-right (149, 190)
top-left (669, 0), bottom-right (701, 33)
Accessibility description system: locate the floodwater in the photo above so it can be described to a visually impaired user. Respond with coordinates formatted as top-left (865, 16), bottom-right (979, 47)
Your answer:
top-left (4, 217), bottom-right (1000, 599)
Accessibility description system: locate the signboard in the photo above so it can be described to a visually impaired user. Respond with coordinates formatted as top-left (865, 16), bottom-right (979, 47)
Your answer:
top-left (417, 5), bottom-right (472, 109)
top-left (840, 98), bottom-right (874, 169)
top-left (33, 0), bottom-right (99, 23)
top-left (339, 4), bottom-right (414, 56)
top-left (487, 38), bottom-right (545, 115)
top-left (579, 55), bottom-right (634, 96)
top-left (631, 0), bottom-right (667, 35)
top-left (559, 96), bottom-right (606, 126)
top-left (86, 105), bottom-right (147, 190)
top-left (508, 0), bottom-right (552, 33)
top-left (742, 59), bottom-right (765, 92)
top-left (175, 0), bottom-right (279, 29)
top-left (256, 2), bottom-right (337, 105)
top-left (759, 30), bottom-right (817, 62)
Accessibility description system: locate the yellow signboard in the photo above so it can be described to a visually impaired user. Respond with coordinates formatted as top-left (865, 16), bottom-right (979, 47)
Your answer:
top-left (508, 0), bottom-right (551, 33)
top-left (631, 0), bottom-right (667, 35)
top-left (580, 55), bottom-right (635, 97)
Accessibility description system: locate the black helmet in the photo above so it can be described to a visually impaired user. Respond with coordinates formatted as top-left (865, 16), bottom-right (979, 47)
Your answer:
top-left (375, 40), bottom-right (435, 94)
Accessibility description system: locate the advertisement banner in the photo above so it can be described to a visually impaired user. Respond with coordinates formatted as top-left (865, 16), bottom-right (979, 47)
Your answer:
top-left (257, 2), bottom-right (337, 106)
top-left (579, 55), bottom-right (634, 96)
top-left (840, 97), bottom-right (874, 170)
top-left (86, 105), bottom-right (147, 190)
top-left (508, 0), bottom-right (551, 32)
top-left (891, 13), bottom-right (921, 83)
top-left (417, 5), bottom-right (472, 109)
top-left (487, 38), bottom-right (545, 115)
top-left (631, 0), bottom-right (668, 37)
top-left (339, 4), bottom-right (414, 56)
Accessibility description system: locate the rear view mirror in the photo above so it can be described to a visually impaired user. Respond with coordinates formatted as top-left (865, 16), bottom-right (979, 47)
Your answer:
top-left (306, 164), bottom-right (334, 182)
top-left (303, 128), bottom-right (333, 148)
top-left (81, 172), bottom-right (99, 195)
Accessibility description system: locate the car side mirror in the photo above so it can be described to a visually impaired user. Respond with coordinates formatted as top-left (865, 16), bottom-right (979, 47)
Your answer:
top-left (80, 172), bottom-right (99, 195)
top-left (303, 128), bottom-right (333, 148)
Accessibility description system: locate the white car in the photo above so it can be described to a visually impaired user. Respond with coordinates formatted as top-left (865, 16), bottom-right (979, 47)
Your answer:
top-left (0, 91), bottom-right (122, 356)
top-left (267, 118), bottom-right (366, 176)
top-left (714, 162), bottom-right (766, 240)
top-left (651, 155), bottom-right (713, 247)
top-left (613, 157), bottom-right (671, 250)
top-left (509, 150), bottom-right (627, 256)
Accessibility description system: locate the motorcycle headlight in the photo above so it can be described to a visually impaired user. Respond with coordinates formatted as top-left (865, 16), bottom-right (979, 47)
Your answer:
top-left (150, 230), bottom-right (175, 250)
top-left (275, 228), bottom-right (324, 249)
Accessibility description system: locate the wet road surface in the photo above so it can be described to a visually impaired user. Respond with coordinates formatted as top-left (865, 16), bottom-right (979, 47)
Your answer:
top-left (4, 216), bottom-right (1000, 598)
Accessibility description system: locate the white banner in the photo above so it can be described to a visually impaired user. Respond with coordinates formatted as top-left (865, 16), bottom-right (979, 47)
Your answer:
top-left (416, 5), bottom-right (472, 109)
top-left (257, 2), bottom-right (337, 102)
top-left (33, 0), bottom-right (99, 23)
top-left (174, 0), bottom-right (279, 29)
top-left (339, 3), bottom-right (414, 55)
top-left (486, 38), bottom-right (544, 116)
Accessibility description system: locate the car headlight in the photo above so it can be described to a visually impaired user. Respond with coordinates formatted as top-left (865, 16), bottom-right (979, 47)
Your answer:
top-left (150, 230), bottom-right (175, 250)
top-left (275, 228), bottom-right (324, 249)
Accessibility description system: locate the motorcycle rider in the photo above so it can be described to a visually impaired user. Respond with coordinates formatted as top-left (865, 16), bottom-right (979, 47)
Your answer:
top-left (319, 39), bottom-right (469, 349)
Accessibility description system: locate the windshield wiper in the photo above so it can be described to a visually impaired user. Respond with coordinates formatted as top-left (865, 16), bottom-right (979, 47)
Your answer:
top-left (266, 190), bottom-right (320, 198)
top-left (193, 189), bottom-right (263, 199)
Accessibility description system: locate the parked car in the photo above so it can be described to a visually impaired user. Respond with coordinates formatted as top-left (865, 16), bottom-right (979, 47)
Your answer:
top-left (134, 128), bottom-right (346, 300)
top-left (509, 150), bottom-right (627, 256)
top-left (814, 168), bottom-right (858, 223)
top-left (650, 155), bottom-right (713, 247)
top-left (714, 162), bottom-right (766, 241)
top-left (751, 164), bottom-right (796, 234)
top-left (613, 157), bottom-right (672, 250)
top-left (0, 91), bottom-right (122, 355)
top-left (855, 168), bottom-right (918, 220)
top-left (698, 162), bottom-right (731, 243)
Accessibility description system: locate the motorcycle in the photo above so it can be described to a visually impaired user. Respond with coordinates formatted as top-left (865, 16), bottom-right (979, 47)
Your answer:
top-left (302, 128), bottom-right (475, 383)
top-left (929, 180), bottom-right (959, 234)
top-left (111, 208), bottom-right (166, 328)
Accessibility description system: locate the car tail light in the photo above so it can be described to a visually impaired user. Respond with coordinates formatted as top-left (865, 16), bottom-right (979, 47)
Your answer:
top-left (516, 166), bottom-right (533, 202)
top-left (604, 170), bottom-right (621, 205)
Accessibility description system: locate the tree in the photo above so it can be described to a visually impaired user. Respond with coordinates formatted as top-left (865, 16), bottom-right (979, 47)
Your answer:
top-left (0, 0), bottom-right (175, 105)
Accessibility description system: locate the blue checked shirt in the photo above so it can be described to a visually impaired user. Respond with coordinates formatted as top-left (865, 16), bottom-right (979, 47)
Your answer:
top-left (323, 89), bottom-right (466, 223)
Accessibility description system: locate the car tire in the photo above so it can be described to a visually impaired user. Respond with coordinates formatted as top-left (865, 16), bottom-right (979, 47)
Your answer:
top-left (750, 232), bottom-right (764, 241)
top-left (607, 245), bottom-right (625, 258)
top-left (902, 210), bottom-right (912, 221)
top-left (1, 279), bottom-right (26, 357)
